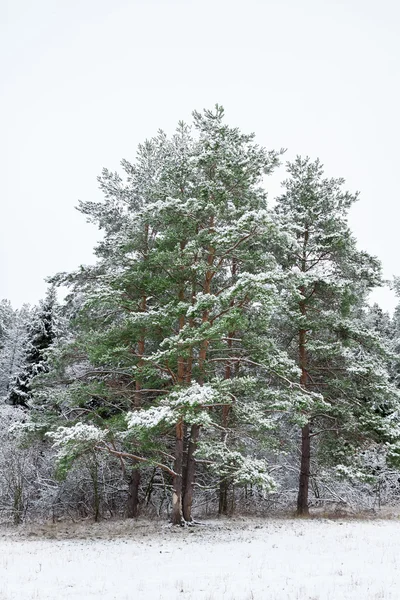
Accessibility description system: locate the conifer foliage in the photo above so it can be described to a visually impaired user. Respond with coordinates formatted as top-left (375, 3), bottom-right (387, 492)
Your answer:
top-left (7, 287), bottom-right (58, 408)
top-left (2, 107), bottom-right (400, 524)
top-left (274, 157), bottom-right (400, 515)
top-left (47, 107), bottom-right (305, 524)
top-left (0, 304), bottom-right (32, 400)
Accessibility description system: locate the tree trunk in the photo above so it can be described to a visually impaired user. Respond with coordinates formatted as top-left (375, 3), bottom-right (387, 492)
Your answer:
top-left (219, 325), bottom-right (234, 515)
top-left (297, 287), bottom-right (310, 516)
top-left (172, 419), bottom-right (184, 525)
top-left (90, 459), bottom-right (101, 522)
top-left (13, 483), bottom-right (23, 525)
top-left (218, 403), bottom-right (231, 515)
top-left (128, 286), bottom-right (146, 519)
top-left (297, 422), bottom-right (310, 516)
top-left (127, 468), bottom-right (140, 518)
top-left (182, 424), bottom-right (200, 522)
top-left (218, 479), bottom-right (229, 515)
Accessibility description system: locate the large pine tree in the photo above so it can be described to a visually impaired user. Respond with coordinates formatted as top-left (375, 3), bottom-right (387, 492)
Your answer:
top-left (46, 107), bottom-right (306, 524)
top-left (274, 156), bottom-right (400, 515)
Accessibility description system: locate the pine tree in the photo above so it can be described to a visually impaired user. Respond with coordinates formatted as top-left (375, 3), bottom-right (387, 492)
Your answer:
top-left (46, 106), bottom-right (306, 524)
top-left (274, 156), bottom-right (400, 515)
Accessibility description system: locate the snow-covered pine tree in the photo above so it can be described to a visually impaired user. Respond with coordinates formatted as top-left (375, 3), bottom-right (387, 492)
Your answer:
top-left (274, 156), bottom-right (400, 515)
top-left (365, 304), bottom-right (392, 341)
top-left (0, 303), bottom-right (32, 400)
top-left (0, 300), bottom-right (16, 398)
top-left (8, 287), bottom-right (58, 407)
top-left (46, 106), bottom-right (307, 524)
top-left (0, 300), bottom-right (14, 347)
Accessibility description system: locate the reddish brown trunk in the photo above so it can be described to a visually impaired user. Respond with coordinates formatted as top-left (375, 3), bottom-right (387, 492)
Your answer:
top-left (171, 241), bottom-right (189, 525)
top-left (178, 218), bottom-right (216, 523)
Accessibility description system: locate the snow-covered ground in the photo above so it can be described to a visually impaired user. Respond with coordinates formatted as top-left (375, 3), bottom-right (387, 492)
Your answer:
top-left (0, 518), bottom-right (398, 599)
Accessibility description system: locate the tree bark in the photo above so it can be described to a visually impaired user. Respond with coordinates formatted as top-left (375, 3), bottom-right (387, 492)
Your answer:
top-left (218, 402), bottom-right (231, 515)
top-left (126, 292), bottom-right (146, 518)
top-left (296, 281), bottom-right (311, 516)
top-left (218, 479), bottom-right (229, 515)
top-left (219, 317), bottom-right (235, 515)
top-left (297, 422), bottom-right (311, 516)
top-left (91, 460), bottom-right (100, 522)
top-left (182, 424), bottom-right (200, 522)
top-left (127, 469), bottom-right (140, 518)
top-left (171, 419), bottom-right (184, 525)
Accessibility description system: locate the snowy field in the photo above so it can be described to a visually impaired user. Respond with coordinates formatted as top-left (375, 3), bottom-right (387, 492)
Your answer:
top-left (0, 518), bottom-right (398, 600)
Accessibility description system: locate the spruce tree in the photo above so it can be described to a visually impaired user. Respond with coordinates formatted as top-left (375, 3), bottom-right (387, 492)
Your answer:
top-left (0, 300), bottom-right (14, 347)
top-left (0, 304), bottom-right (31, 400)
top-left (8, 288), bottom-right (58, 407)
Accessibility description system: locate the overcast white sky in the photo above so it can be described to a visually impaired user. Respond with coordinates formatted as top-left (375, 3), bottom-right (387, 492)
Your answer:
top-left (2, 0), bottom-right (399, 311)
